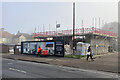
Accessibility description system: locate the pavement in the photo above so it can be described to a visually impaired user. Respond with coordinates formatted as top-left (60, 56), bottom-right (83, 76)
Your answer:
top-left (2, 58), bottom-right (118, 78)
top-left (2, 52), bottom-right (118, 73)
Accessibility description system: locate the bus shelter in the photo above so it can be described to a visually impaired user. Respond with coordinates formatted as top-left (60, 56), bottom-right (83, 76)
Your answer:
top-left (21, 40), bottom-right (64, 57)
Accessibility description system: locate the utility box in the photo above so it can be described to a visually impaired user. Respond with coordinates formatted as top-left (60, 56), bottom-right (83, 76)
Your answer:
top-left (77, 42), bottom-right (90, 55)
top-left (14, 45), bottom-right (21, 54)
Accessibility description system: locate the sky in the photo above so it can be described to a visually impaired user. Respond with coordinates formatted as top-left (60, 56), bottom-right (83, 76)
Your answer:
top-left (1, 1), bottom-right (118, 34)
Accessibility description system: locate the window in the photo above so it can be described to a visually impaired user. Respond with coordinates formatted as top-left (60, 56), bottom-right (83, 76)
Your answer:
top-left (2, 38), bottom-right (7, 42)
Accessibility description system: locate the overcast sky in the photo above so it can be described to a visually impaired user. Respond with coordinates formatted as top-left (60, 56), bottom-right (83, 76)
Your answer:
top-left (1, 1), bottom-right (118, 34)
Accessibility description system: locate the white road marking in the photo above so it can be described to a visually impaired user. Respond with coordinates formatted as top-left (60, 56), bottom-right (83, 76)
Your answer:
top-left (17, 60), bottom-right (25, 63)
top-left (9, 68), bottom-right (26, 74)
top-left (4, 59), bottom-right (14, 61)
top-left (8, 63), bottom-right (13, 65)
top-left (8, 59), bottom-right (14, 61)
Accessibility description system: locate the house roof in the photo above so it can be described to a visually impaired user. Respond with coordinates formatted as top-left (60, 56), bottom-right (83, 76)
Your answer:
top-left (0, 30), bottom-right (14, 38)
top-left (13, 33), bottom-right (32, 39)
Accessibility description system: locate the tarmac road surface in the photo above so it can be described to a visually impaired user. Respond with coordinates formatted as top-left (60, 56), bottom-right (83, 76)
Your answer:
top-left (2, 58), bottom-right (118, 78)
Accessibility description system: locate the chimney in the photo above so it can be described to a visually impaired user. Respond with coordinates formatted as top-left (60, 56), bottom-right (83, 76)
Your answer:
top-left (17, 30), bottom-right (20, 34)
top-left (1, 28), bottom-right (4, 32)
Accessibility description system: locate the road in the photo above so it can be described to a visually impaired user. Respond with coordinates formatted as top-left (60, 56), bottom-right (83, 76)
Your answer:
top-left (2, 58), bottom-right (118, 78)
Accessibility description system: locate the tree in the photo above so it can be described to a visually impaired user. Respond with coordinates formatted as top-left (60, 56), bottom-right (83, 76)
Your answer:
top-left (102, 22), bottom-right (118, 34)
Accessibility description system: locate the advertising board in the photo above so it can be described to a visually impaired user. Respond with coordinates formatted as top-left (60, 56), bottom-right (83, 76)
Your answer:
top-left (54, 40), bottom-right (64, 57)
top-left (21, 40), bottom-right (64, 57)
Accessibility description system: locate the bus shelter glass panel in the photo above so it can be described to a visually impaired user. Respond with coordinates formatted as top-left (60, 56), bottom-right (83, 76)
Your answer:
top-left (29, 42), bottom-right (37, 54)
top-left (45, 42), bottom-right (54, 55)
top-left (23, 42), bottom-right (29, 54)
top-left (37, 42), bottom-right (45, 51)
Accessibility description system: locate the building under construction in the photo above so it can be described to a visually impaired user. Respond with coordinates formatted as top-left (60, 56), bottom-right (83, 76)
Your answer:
top-left (33, 3), bottom-right (117, 55)
top-left (33, 27), bottom-right (117, 55)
